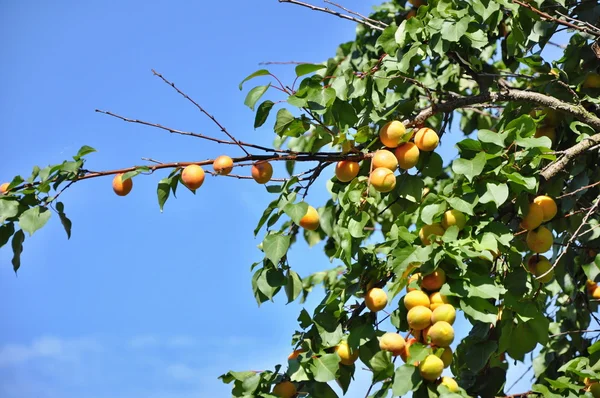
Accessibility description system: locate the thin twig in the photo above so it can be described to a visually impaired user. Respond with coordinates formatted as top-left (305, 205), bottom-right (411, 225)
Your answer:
top-left (556, 181), bottom-right (600, 199)
top-left (278, 0), bottom-right (385, 31)
top-left (512, 0), bottom-right (600, 37)
top-left (505, 364), bottom-right (532, 394)
top-left (550, 328), bottom-right (600, 337)
top-left (323, 0), bottom-right (387, 28)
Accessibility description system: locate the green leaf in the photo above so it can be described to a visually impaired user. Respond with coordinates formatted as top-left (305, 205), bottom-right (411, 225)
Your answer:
top-left (392, 364), bottom-right (422, 396)
top-left (397, 174), bottom-right (424, 203)
top-left (262, 233), bottom-right (290, 266)
top-left (18, 206), bottom-right (51, 236)
top-left (0, 222), bottom-right (15, 248)
top-left (285, 270), bottom-right (303, 303)
top-left (376, 23), bottom-right (399, 54)
top-left (444, 196), bottom-right (476, 216)
top-left (348, 212), bottom-right (369, 238)
top-left (74, 145), bottom-right (96, 160)
top-left (0, 198), bottom-right (20, 223)
top-left (239, 69), bottom-right (270, 90)
top-left (460, 297), bottom-right (498, 325)
top-left (421, 203), bottom-right (446, 225)
top-left (274, 108), bottom-right (295, 134)
top-left (295, 63), bottom-right (326, 77)
top-left (479, 183), bottom-right (509, 208)
top-left (452, 152), bottom-right (486, 183)
top-left (311, 382), bottom-right (339, 398)
top-left (255, 100), bottom-right (274, 128)
top-left (244, 84), bottom-right (270, 111)
top-left (441, 17), bottom-right (470, 42)
top-left (11, 229), bottom-right (24, 272)
top-left (309, 354), bottom-right (339, 382)
top-left (157, 177), bottom-right (172, 212)
top-left (55, 202), bottom-right (71, 239)
top-left (283, 202), bottom-right (309, 225)
top-left (478, 129), bottom-right (506, 147)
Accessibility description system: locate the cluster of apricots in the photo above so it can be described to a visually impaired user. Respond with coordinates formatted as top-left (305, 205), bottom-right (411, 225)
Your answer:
top-left (418, 209), bottom-right (466, 245)
top-left (335, 120), bottom-right (439, 192)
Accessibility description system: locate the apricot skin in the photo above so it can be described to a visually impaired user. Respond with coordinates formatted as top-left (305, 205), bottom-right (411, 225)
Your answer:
top-left (394, 142), bottom-right (420, 170)
top-left (404, 290), bottom-right (430, 310)
top-left (299, 206), bottom-right (320, 230)
top-left (526, 226), bottom-right (553, 253)
top-left (429, 292), bottom-right (448, 311)
top-left (414, 127), bottom-right (439, 152)
top-left (372, 149), bottom-right (398, 171)
top-left (112, 173), bottom-right (133, 196)
top-left (379, 120), bottom-right (406, 148)
top-left (273, 381), bottom-right (296, 398)
top-left (419, 223), bottom-right (445, 245)
top-left (419, 354), bottom-right (444, 381)
top-left (335, 341), bottom-right (359, 365)
top-left (533, 195), bottom-right (557, 222)
top-left (407, 306), bottom-right (433, 331)
top-left (0, 182), bottom-right (9, 194)
top-left (421, 268), bottom-right (446, 292)
top-left (335, 161), bottom-right (360, 182)
top-left (431, 304), bottom-right (456, 325)
top-left (441, 209), bottom-right (466, 230)
top-left (427, 321), bottom-right (454, 347)
top-left (369, 167), bottom-right (396, 193)
top-left (365, 288), bottom-right (388, 312)
top-left (379, 332), bottom-right (406, 356)
top-left (213, 155), bottom-right (234, 175)
top-left (251, 161), bottom-right (273, 184)
top-left (181, 165), bottom-right (206, 190)
top-left (520, 202), bottom-right (544, 231)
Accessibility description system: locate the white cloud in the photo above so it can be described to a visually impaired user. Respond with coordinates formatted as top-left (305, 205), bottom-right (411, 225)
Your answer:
top-left (0, 336), bottom-right (101, 367)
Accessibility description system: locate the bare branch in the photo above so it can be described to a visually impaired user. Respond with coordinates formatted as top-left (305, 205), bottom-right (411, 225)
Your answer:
top-left (278, 0), bottom-right (385, 31)
top-left (512, 0), bottom-right (600, 37)
top-left (323, 0), bottom-right (387, 28)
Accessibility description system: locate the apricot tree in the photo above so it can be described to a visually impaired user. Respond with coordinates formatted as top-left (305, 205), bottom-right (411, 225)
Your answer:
top-left (2, 0), bottom-right (600, 397)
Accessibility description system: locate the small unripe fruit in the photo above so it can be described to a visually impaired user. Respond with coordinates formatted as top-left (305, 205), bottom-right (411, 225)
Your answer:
top-left (251, 161), bottom-right (273, 184)
top-left (440, 377), bottom-right (459, 392)
top-left (419, 354), bottom-right (444, 381)
top-left (273, 381), bottom-right (296, 398)
top-left (365, 287), bottom-right (388, 312)
top-left (440, 347), bottom-right (452, 368)
top-left (441, 209), bottom-right (466, 231)
top-left (431, 304), bottom-right (456, 325)
top-left (526, 226), bottom-right (553, 253)
top-left (404, 290), bottom-right (430, 310)
top-left (520, 202), bottom-right (544, 231)
top-left (583, 73), bottom-right (600, 89)
top-left (533, 195), bottom-right (557, 222)
top-left (213, 155), bottom-right (234, 175)
top-left (429, 292), bottom-right (448, 311)
top-left (426, 321), bottom-right (454, 347)
top-left (369, 167), bottom-right (396, 192)
top-left (414, 127), bottom-right (439, 152)
top-left (335, 161), bottom-right (360, 182)
top-left (335, 341), bottom-right (359, 365)
top-left (299, 205), bottom-right (320, 231)
top-left (394, 142), bottom-right (420, 169)
top-left (181, 165), bottom-right (206, 190)
top-left (379, 120), bottom-right (406, 148)
top-left (379, 332), bottom-right (406, 356)
top-left (407, 306), bottom-right (433, 330)
top-left (112, 173), bottom-right (133, 196)
top-left (419, 223), bottom-right (445, 245)
top-left (372, 149), bottom-right (398, 171)
top-left (421, 268), bottom-right (446, 292)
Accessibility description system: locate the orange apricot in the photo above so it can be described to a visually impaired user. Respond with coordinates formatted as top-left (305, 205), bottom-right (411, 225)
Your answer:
top-left (299, 205), bottom-right (320, 231)
top-left (414, 127), bottom-right (439, 152)
top-left (335, 161), bottom-right (360, 182)
top-left (379, 120), bottom-right (406, 148)
top-left (112, 173), bottom-right (133, 196)
top-left (372, 149), bottom-right (398, 171)
top-left (251, 161), bottom-right (273, 184)
top-left (213, 155), bottom-right (234, 175)
top-left (181, 164), bottom-right (206, 190)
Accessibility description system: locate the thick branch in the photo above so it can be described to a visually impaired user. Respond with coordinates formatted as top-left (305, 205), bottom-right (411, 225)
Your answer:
top-left (278, 0), bottom-right (385, 31)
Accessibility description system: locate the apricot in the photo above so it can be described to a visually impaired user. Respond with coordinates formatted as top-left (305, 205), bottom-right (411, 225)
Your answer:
top-left (440, 377), bottom-right (459, 392)
top-left (372, 149), bottom-right (398, 171)
top-left (591, 382), bottom-right (600, 398)
top-left (288, 349), bottom-right (304, 360)
top-left (592, 286), bottom-right (600, 300)
top-left (399, 337), bottom-right (417, 363)
top-left (419, 223), bottom-right (445, 245)
top-left (526, 226), bottom-right (553, 253)
top-left (379, 120), bottom-right (406, 148)
top-left (431, 304), bottom-right (456, 325)
top-left (530, 257), bottom-right (554, 283)
top-left (213, 155), bottom-right (233, 175)
top-left (520, 202), bottom-right (544, 231)
top-left (251, 161), bottom-right (273, 184)
top-left (440, 347), bottom-right (452, 368)
top-left (583, 73), bottom-right (600, 89)
top-left (427, 321), bottom-right (454, 347)
top-left (404, 290), bottom-right (430, 310)
top-left (407, 273), bottom-right (421, 292)
top-left (379, 332), bottom-right (406, 356)
top-left (394, 142), bottom-right (420, 170)
top-left (419, 354), bottom-right (444, 381)
top-left (407, 306), bottom-right (433, 331)
top-left (429, 292), bottom-right (448, 311)
top-left (533, 195), bottom-right (557, 222)
top-left (534, 126), bottom-right (556, 144)
top-left (112, 173), bottom-right (133, 196)
top-left (335, 161), bottom-right (360, 182)
top-left (414, 127), bottom-right (439, 152)
top-left (585, 378), bottom-right (594, 387)
top-left (299, 206), bottom-right (320, 231)
top-left (335, 341), bottom-right (359, 365)
top-left (421, 268), bottom-right (446, 291)
top-left (273, 381), bottom-right (296, 398)
top-left (408, 0), bottom-right (425, 6)
top-left (587, 280), bottom-right (598, 294)
top-left (441, 209), bottom-right (466, 231)
top-left (0, 182), bottom-right (9, 194)
top-left (369, 167), bottom-right (396, 192)
top-left (365, 287), bottom-right (388, 312)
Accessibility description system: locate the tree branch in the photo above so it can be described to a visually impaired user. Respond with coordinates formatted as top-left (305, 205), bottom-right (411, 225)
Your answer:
top-left (278, 0), bottom-right (385, 31)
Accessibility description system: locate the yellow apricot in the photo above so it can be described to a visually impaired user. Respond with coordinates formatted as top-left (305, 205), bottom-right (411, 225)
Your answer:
top-left (365, 287), bottom-right (388, 312)
top-left (440, 347), bottom-right (453, 368)
top-left (407, 306), bottom-right (433, 331)
top-left (379, 332), bottom-right (406, 356)
top-left (587, 280), bottom-right (598, 294)
top-left (421, 268), bottom-right (446, 292)
top-left (372, 149), bottom-right (398, 171)
top-left (404, 290), bottom-right (430, 310)
top-left (583, 73), bottom-right (600, 89)
top-left (369, 167), bottom-right (396, 193)
top-left (419, 354), bottom-right (444, 381)
top-left (273, 381), bottom-right (296, 398)
top-left (414, 127), bottom-right (439, 152)
top-left (431, 304), bottom-right (456, 325)
top-left (440, 377), bottom-right (459, 392)
top-left (0, 182), bottom-right (9, 194)
top-left (394, 142), bottom-right (420, 169)
top-left (251, 161), bottom-right (273, 184)
top-left (213, 155), bottom-right (234, 175)
top-left (520, 202), bottom-right (544, 231)
top-left (441, 209), bottom-right (466, 231)
top-left (181, 165), bottom-right (206, 190)
top-left (299, 206), bottom-right (320, 230)
top-left (379, 121), bottom-right (406, 148)
top-left (429, 292), bottom-right (448, 311)
top-left (335, 161), bottom-right (360, 182)
top-left (533, 195), bottom-right (557, 222)
top-left (426, 321), bottom-right (454, 347)
top-left (593, 286), bottom-right (600, 300)
top-left (335, 341), bottom-right (359, 365)
top-left (419, 223), bottom-right (445, 245)
top-left (112, 173), bottom-right (133, 196)
top-left (528, 256), bottom-right (554, 283)
top-left (526, 226), bottom-right (553, 253)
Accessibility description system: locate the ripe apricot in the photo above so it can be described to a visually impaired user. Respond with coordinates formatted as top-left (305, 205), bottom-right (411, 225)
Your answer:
top-left (181, 165), bottom-right (205, 190)
top-left (407, 273), bottom-right (421, 292)
top-left (431, 304), bottom-right (456, 325)
top-left (414, 127), bottom-right (439, 152)
top-left (379, 332), bottom-right (406, 356)
top-left (526, 226), bottom-right (553, 253)
top-left (0, 182), bottom-right (9, 194)
top-left (421, 268), bottom-right (446, 292)
top-left (299, 206), bottom-right (320, 231)
top-left (419, 223), bottom-right (445, 245)
top-left (251, 161), bottom-right (273, 184)
top-left (520, 202), bottom-right (544, 231)
top-left (379, 120), bottom-right (406, 148)
top-left (429, 292), bottom-right (448, 311)
top-left (534, 126), bottom-right (556, 144)
top-left (369, 167), bottom-right (396, 192)
top-left (335, 341), bottom-right (359, 365)
top-left (533, 195), bottom-right (557, 222)
top-left (441, 209), bottom-right (466, 231)
top-left (335, 161), bottom-right (360, 182)
top-left (404, 290), bottom-right (430, 310)
top-left (583, 73), bottom-right (600, 89)
top-left (419, 354), bottom-right (444, 381)
top-left (587, 280), bottom-right (598, 294)
top-left (440, 377), bottom-right (459, 392)
top-left (365, 287), bottom-right (388, 312)
top-left (407, 306), bottom-right (432, 331)
top-left (399, 337), bottom-right (417, 363)
top-left (288, 349), bottom-right (304, 360)
top-left (213, 155), bottom-right (233, 175)
top-left (273, 381), bottom-right (296, 398)
top-left (426, 321), bottom-right (454, 347)
top-left (530, 257), bottom-right (554, 283)
top-left (112, 173), bottom-right (133, 196)
top-left (440, 347), bottom-right (452, 368)
top-left (372, 149), bottom-right (398, 171)
top-left (593, 287), bottom-right (600, 300)
top-left (394, 142), bottom-right (420, 170)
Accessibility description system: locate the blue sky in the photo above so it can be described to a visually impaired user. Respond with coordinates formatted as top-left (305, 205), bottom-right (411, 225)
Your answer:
top-left (0, 1), bottom-right (566, 397)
